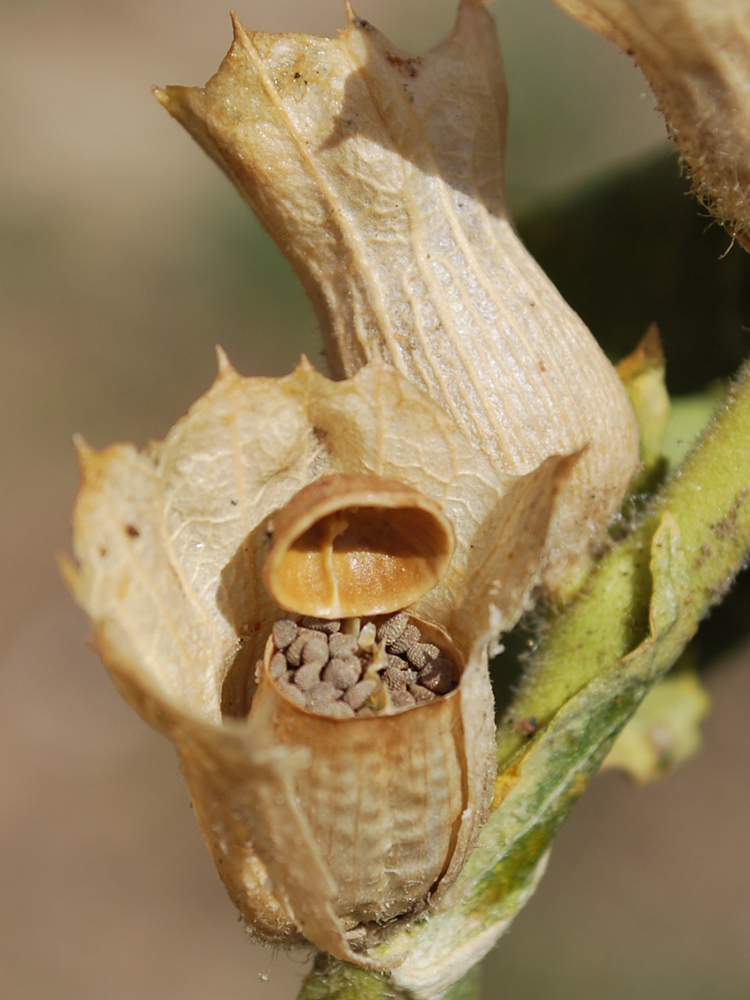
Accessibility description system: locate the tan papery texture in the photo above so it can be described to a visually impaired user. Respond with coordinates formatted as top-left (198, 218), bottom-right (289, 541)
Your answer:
top-left (63, 357), bottom-right (573, 966)
top-left (553, 0), bottom-right (750, 250)
top-left (155, 0), bottom-right (639, 589)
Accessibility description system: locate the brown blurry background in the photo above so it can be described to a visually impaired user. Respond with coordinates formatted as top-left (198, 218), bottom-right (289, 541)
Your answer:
top-left (1, 1), bottom-right (748, 998)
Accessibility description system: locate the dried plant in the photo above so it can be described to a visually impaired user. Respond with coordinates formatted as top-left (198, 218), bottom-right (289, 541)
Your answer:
top-left (63, 1), bottom-right (750, 997)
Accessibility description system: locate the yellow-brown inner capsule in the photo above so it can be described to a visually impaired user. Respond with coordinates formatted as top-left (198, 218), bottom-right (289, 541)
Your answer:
top-left (263, 474), bottom-right (455, 618)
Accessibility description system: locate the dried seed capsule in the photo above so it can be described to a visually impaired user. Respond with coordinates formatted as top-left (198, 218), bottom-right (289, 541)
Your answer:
top-left (406, 642), bottom-right (440, 668)
top-left (246, 615), bottom-right (491, 957)
top-left (418, 658), bottom-right (457, 695)
top-left (272, 618), bottom-right (298, 650)
top-left (262, 474), bottom-right (455, 618)
top-left (343, 678), bottom-right (379, 711)
top-left (377, 611), bottom-right (409, 645)
top-left (323, 657), bottom-right (361, 690)
top-left (388, 624), bottom-right (421, 655)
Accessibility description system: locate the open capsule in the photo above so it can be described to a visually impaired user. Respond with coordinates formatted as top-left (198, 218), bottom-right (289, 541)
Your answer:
top-left (262, 474), bottom-right (456, 619)
top-left (249, 611), bottom-right (473, 929)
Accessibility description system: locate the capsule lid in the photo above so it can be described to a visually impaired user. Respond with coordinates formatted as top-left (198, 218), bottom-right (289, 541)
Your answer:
top-left (263, 474), bottom-right (455, 618)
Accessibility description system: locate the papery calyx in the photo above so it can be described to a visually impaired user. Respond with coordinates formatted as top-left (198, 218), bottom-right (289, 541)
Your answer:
top-left (156, 0), bottom-right (639, 590)
top-left (63, 358), bottom-right (572, 966)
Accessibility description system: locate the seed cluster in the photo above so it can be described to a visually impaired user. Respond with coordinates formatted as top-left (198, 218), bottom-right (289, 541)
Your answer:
top-left (264, 612), bottom-right (458, 718)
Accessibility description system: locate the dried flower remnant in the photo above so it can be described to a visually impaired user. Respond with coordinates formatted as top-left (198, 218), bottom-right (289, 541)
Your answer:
top-left (155, 0), bottom-right (639, 590)
top-left (553, 0), bottom-right (750, 249)
top-left (64, 358), bottom-right (574, 967)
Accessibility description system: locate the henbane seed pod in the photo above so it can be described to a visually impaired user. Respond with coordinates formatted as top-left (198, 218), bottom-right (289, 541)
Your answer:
top-left (249, 613), bottom-right (473, 930)
top-left (63, 358), bottom-right (574, 967)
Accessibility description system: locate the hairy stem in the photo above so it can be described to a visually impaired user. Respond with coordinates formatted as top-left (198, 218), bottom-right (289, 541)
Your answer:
top-left (498, 356), bottom-right (750, 763)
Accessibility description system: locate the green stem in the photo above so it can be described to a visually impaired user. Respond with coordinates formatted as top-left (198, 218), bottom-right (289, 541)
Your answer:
top-left (497, 358), bottom-right (750, 764)
top-left (297, 955), bottom-right (400, 1000)
top-left (297, 954), bottom-right (481, 1000)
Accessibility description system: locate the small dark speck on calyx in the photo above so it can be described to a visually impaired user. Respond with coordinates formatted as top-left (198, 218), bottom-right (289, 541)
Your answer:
top-left (125, 525), bottom-right (140, 538)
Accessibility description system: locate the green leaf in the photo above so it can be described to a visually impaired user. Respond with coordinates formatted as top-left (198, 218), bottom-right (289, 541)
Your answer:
top-left (602, 665), bottom-right (711, 784)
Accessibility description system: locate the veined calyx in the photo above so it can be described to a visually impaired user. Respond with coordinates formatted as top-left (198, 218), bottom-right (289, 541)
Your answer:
top-left (64, 359), bottom-right (571, 966)
top-left (156, 0), bottom-right (639, 590)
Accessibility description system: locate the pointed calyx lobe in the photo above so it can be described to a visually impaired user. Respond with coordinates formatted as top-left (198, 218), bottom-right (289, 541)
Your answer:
top-left (155, 0), bottom-right (639, 590)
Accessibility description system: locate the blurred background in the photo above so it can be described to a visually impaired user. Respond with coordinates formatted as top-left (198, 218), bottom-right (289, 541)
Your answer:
top-left (1, 1), bottom-right (749, 997)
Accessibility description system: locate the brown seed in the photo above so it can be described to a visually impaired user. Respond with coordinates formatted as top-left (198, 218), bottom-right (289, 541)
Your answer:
top-left (285, 629), bottom-right (312, 666)
top-left (328, 632), bottom-right (358, 657)
top-left (306, 681), bottom-right (342, 712)
top-left (295, 660), bottom-right (325, 691)
top-left (323, 657), bottom-right (361, 690)
top-left (302, 632), bottom-right (329, 664)
top-left (383, 666), bottom-right (408, 692)
top-left (390, 688), bottom-right (416, 709)
top-left (377, 611), bottom-right (409, 645)
top-left (406, 642), bottom-right (440, 668)
top-left (386, 653), bottom-right (409, 671)
top-left (418, 658), bottom-right (456, 694)
top-left (300, 616), bottom-right (341, 634)
top-left (269, 651), bottom-right (288, 679)
top-left (409, 683), bottom-right (437, 704)
top-left (343, 679), bottom-right (378, 711)
top-left (387, 624), bottom-right (421, 654)
top-left (319, 700), bottom-right (355, 719)
top-left (272, 618), bottom-right (298, 650)
top-left (277, 676), bottom-right (307, 706)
